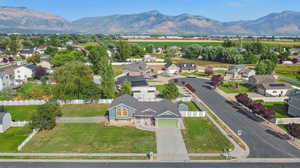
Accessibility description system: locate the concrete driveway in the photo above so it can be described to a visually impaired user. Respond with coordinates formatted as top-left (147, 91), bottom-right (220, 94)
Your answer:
top-left (178, 78), bottom-right (300, 158)
top-left (155, 128), bottom-right (189, 161)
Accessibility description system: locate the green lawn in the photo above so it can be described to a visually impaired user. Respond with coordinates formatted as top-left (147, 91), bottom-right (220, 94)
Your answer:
top-left (62, 104), bottom-right (110, 117)
top-left (16, 83), bottom-right (52, 100)
top-left (219, 82), bottom-right (252, 94)
top-left (262, 102), bottom-right (290, 118)
top-left (4, 105), bottom-right (39, 121)
top-left (22, 123), bottom-right (156, 153)
top-left (112, 65), bottom-right (124, 77)
top-left (187, 102), bottom-right (199, 111)
top-left (182, 118), bottom-right (233, 153)
top-left (0, 126), bottom-right (32, 152)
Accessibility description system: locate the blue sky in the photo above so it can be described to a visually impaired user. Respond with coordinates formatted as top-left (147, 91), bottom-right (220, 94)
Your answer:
top-left (0, 0), bottom-right (299, 21)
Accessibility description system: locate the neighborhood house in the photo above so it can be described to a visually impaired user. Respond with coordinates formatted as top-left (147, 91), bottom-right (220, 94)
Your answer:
top-left (108, 94), bottom-right (183, 128)
top-left (248, 75), bottom-right (276, 87)
top-left (0, 66), bottom-right (15, 91)
top-left (14, 64), bottom-right (37, 86)
top-left (224, 65), bottom-right (255, 80)
top-left (164, 62), bottom-right (197, 75)
top-left (288, 94), bottom-right (300, 117)
top-left (123, 62), bottom-right (153, 78)
top-left (256, 83), bottom-right (292, 97)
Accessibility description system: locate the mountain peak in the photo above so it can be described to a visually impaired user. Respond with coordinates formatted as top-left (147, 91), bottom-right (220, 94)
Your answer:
top-left (143, 10), bottom-right (161, 15)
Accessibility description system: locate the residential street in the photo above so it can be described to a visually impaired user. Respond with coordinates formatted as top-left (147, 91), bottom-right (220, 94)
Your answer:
top-left (178, 78), bottom-right (300, 158)
top-left (156, 128), bottom-right (189, 161)
top-left (0, 161), bottom-right (299, 168)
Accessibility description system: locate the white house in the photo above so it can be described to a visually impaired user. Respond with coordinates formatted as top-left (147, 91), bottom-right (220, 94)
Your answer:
top-left (0, 66), bottom-right (15, 91)
top-left (256, 83), bottom-right (293, 97)
top-left (132, 86), bottom-right (156, 101)
top-left (14, 64), bottom-right (37, 86)
top-left (0, 111), bottom-right (12, 133)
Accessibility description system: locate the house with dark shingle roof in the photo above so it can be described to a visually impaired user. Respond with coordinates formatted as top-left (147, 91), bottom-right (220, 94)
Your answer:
top-left (123, 62), bottom-right (152, 78)
top-left (248, 75), bottom-right (276, 87)
top-left (108, 94), bottom-right (183, 128)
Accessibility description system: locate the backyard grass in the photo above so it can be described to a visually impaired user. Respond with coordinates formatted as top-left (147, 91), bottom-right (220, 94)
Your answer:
top-left (4, 105), bottom-right (39, 121)
top-left (0, 126), bottom-right (32, 152)
top-left (22, 123), bottom-right (156, 153)
top-left (16, 83), bottom-right (52, 100)
top-left (262, 102), bottom-right (290, 118)
top-left (219, 82), bottom-right (252, 94)
top-left (112, 65), bottom-right (124, 77)
top-left (61, 104), bottom-right (110, 117)
top-left (182, 118), bottom-right (233, 153)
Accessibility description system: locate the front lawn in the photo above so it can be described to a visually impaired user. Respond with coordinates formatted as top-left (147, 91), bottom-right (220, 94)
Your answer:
top-left (262, 102), bottom-right (290, 118)
top-left (0, 126), bottom-right (32, 152)
top-left (219, 82), bottom-right (252, 94)
top-left (22, 123), bottom-right (156, 153)
top-left (4, 105), bottom-right (39, 121)
top-left (62, 104), bottom-right (110, 117)
top-left (182, 118), bottom-right (233, 153)
top-left (187, 102), bottom-right (199, 111)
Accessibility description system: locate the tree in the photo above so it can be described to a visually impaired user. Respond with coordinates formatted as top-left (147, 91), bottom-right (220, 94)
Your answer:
top-left (26, 55), bottom-right (41, 64)
top-left (255, 59), bottom-right (276, 75)
top-left (145, 45), bottom-right (154, 53)
top-left (162, 83), bottom-right (179, 99)
top-left (223, 39), bottom-right (236, 48)
top-left (211, 75), bottom-right (224, 88)
top-left (85, 45), bottom-right (115, 98)
top-left (121, 80), bottom-right (132, 95)
top-left (53, 62), bottom-right (95, 100)
top-left (115, 40), bottom-right (131, 61)
top-left (50, 50), bottom-right (85, 67)
top-left (31, 101), bottom-right (61, 130)
top-left (287, 124), bottom-right (300, 138)
top-left (204, 67), bottom-right (214, 76)
top-left (34, 66), bottom-right (48, 80)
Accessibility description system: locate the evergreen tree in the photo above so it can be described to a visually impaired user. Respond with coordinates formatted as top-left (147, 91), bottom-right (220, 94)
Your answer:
top-left (121, 80), bottom-right (132, 95)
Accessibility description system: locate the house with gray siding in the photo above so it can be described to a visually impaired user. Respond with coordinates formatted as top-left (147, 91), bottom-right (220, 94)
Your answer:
top-left (288, 94), bottom-right (300, 117)
top-left (108, 94), bottom-right (182, 128)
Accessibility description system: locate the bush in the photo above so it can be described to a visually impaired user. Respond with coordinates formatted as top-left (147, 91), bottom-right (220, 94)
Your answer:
top-left (235, 93), bottom-right (275, 120)
top-left (287, 124), bottom-right (300, 138)
top-left (162, 83), bottom-right (179, 99)
top-left (30, 101), bottom-right (61, 130)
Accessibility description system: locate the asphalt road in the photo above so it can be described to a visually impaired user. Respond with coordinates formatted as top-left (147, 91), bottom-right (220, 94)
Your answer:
top-left (179, 78), bottom-right (300, 158)
top-left (0, 162), bottom-right (299, 168)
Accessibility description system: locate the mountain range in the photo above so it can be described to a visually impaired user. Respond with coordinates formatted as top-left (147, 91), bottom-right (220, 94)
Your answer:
top-left (1, 6), bottom-right (300, 35)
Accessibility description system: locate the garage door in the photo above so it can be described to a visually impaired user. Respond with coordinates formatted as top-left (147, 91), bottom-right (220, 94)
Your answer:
top-left (158, 119), bottom-right (178, 128)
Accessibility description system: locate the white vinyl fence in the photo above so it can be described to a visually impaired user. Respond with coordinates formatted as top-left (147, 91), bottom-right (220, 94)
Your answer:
top-left (275, 118), bottom-right (300, 125)
top-left (17, 129), bottom-right (39, 151)
top-left (180, 111), bottom-right (207, 117)
top-left (0, 99), bottom-right (113, 106)
top-left (11, 121), bottom-right (28, 127)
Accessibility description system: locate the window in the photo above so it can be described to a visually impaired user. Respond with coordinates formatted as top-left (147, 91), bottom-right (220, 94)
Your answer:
top-left (116, 107), bottom-right (128, 117)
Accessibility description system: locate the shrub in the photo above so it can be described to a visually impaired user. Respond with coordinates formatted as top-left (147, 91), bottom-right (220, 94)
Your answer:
top-left (287, 124), bottom-right (300, 138)
top-left (162, 83), bottom-right (179, 99)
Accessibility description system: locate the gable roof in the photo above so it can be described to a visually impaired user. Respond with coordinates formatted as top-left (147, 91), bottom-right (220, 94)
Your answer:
top-left (250, 75), bottom-right (276, 84)
top-left (0, 112), bottom-right (7, 124)
top-left (165, 62), bottom-right (197, 70)
top-left (259, 83), bottom-right (292, 90)
top-left (116, 75), bottom-right (148, 87)
top-left (110, 95), bottom-right (181, 118)
top-left (124, 62), bottom-right (149, 72)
